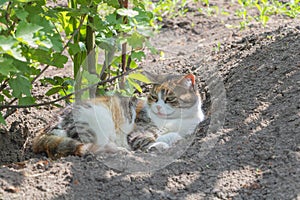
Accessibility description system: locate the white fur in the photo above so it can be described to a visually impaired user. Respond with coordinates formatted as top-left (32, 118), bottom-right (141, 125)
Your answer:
top-left (74, 102), bottom-right (135, 149)
top-left (76, 104), bottom-right (115, 146)
top-left (151, 93), bottom-right (176, 116)
top-left (156, 132), bottom-right (182, 144)
top-left (52, 129), bottom-right (67, 137)
top-left (147, 96), bottom-right (204, 148)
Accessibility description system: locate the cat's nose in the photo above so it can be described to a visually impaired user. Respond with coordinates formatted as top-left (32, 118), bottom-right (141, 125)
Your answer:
top-left (156, 105), bottom-right (162, 111)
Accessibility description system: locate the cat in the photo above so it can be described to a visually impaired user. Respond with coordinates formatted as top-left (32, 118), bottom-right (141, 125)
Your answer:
top-left (32, 73), bottom-right (204, 159)
top-left (128, 72), bottom-right (205, 151)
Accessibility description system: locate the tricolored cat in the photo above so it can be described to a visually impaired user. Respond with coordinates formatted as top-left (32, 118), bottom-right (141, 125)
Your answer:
top-left (33, 73), bottom-right (204, 159)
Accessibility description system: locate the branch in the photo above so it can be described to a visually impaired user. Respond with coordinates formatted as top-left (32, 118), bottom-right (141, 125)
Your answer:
top-left (4, 1), bottom-right (12, 30)
top-left (0, 68), bottom-right (140, 110)
top-left (119, 0), bottom-right (129, 90)
top-left (0, 79), bottom-right (8, 93)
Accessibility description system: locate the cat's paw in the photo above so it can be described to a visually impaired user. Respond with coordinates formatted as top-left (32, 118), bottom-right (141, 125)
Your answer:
top-left (156, 132), bottom-right (182, 145)
top-left (147, 142), bottom-right (170, 153)
top-left (129, 135), bottom-right (156, 151)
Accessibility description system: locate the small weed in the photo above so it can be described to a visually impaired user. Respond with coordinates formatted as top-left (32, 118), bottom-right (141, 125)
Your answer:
top-left (145, 0), bottom-right (189, 20)
top-left (213, 42), bottom-right (221, 53)
top-left (196, 0), bottom-right (220, 16)
top-left (235, 0), bottom-right (300, 29)
top-left (195, 0), bottom-right (299, 29)
top-left (148, 0), bottom-right (299, 30)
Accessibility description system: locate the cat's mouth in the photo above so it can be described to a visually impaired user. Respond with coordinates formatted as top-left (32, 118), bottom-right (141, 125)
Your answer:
top-left (152, 110), bottom-right (174, 118)
top-left (156, 111), bottom-right (167, 117)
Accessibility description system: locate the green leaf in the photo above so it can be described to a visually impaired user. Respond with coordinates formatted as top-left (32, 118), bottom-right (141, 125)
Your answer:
top-left (15, 21), bottom-right (43, 47)
top-left (41, 77), bottom-right (56, 85)
top-left (127, 32), bottom-right (145, 49)
top-left (62, 77), bottom-right (74, 86)
top-left (128, 73), bottom-right (151, 84)
top-left (0, 36), bottom-right (15, 52)
top-left (29, 14), bottom-right (55, 33)
top-left (23, 2), bottom-right (45, 16)
top-left (0, 57), bottom-right (18, 76)
top-left (15, 9), bottom-right (29, 21)
top-left (127, 77), bottom-right (142, 93)
top-left (116, 24), bottom-right (132, 32)
top-left (45, 86), bottom-right (62, 96)
top-left (0, 0), bottom-right (8, 6)
top-left (19, 96), bottom-right (35, 106)
top-left (31, 48), bottom-right (52, 64)
top-left (68, 43), bottom-right (81, 56)
top-left (42, 76), bottom-right (65, 86)
top-left (133, 8), bottom-right (154, 26)
top-left (96, 37), bottom-right (117, 52)
top-left (53, 76), bottom-right (64, 85)
top-left (8, 76), bottom-right (31, 98)
top-left (131, 51), bottom-right (145, 61)
top-left (106, 13), bottom-right (121, 25)
top-left (92, 16), bottom-right (106, 31)
top-left (49, 33), bottom-right (64, 52)
top-left (0, 113), bottom-right (5, 125)
top-left (32, 19), bottom-right (62, 50)
top-left (16, 0), bottom-right (42, 3)
top-left (82, 71), bottom-right (99, 85)
top-left (129, 60), bottom-right (138, 69)
top-left (35, 36), bottom-right (53, 49)
top-left (14, 59), bottom-right (39, 75)
top-left (136, 25), bottom-right (154, 37)
top-left (117, 8), bottom-right (139, 17)
top-left (52, 53), bottom-right (68, 68)
top-left (107, 0), bottom-right (119, 7)
top-left (0, 36), bottom-right (25, 61)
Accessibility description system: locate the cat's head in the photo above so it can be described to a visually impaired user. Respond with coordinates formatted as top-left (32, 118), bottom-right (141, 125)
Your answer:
top-left (145, 72), bottom-right (201, 119)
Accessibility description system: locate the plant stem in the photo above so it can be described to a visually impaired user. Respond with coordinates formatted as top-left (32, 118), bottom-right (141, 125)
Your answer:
top-left (119, 0), bottom-right (128, 90)
top-left (86, 14), bottom-right (96, 98)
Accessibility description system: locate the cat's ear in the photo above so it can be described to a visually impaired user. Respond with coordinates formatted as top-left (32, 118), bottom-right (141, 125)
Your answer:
top-left (142, 71), bottom-right (160, 84)
top-left (179, 74), bottom-right (196, 89)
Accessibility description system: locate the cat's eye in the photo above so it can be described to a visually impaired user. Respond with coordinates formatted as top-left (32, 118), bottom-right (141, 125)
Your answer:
top-left (165, 96), bottom-right (177, 103)
top-left (148, 94), bottom-right (158, 102)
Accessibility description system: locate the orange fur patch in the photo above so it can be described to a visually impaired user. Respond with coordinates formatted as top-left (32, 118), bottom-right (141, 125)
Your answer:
top-left (135, 99), bottom-right (146, 118)
top-left (184, 74), bottom-right (195, 86)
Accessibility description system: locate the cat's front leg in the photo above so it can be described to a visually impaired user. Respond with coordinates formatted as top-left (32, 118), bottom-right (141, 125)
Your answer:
top-left (148, 132), bottom-right (182, 152)
top-left (128, 134), bottom-right (156, 151)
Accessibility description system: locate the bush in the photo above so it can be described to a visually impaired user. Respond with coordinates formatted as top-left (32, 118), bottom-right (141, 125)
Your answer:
top-left (0, 0), bottom-right (154, 123)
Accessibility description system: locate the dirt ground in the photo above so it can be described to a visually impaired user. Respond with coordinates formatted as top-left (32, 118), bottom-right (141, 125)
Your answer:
top-left (0, 1), bottom-right (299, 199)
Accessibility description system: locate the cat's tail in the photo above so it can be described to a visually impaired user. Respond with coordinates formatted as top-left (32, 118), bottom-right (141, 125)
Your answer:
top-left (32, 133), bottom-right (89, 159)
